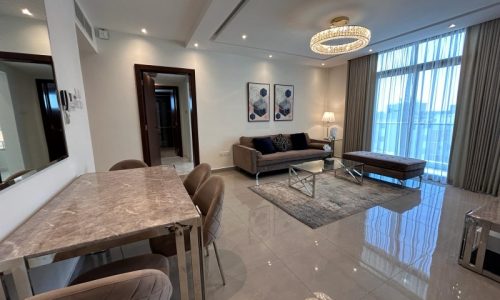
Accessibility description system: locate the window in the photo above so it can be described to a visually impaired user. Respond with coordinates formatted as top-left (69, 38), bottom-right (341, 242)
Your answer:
top-left (371, 30), bottom-right (465, 182)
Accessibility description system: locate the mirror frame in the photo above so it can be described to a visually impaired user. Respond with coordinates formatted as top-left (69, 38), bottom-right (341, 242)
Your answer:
top-left (0, 51), bottom-right (68, 191)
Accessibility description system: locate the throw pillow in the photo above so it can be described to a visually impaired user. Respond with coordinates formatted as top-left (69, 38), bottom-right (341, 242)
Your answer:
top-left (253, 137), bottom-right (276, 155)
top-left (272, 134), bottom-right (292, 152)
top-left (290, 133), bottom-right (308, 150)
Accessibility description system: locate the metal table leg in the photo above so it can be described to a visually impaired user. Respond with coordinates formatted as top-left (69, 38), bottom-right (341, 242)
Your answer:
top-left (190, 221), bottom-right (204, 300)
top-left (9, 258), bottom-right (33, 299)
top-left (175, 224), bottom-right (189, 300)
top-left (288, 167), bottom-right (315, 197)
top-left (0, 275), bottom-right (6, 300)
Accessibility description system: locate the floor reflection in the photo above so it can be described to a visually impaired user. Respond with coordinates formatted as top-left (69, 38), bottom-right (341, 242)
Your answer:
top-left (362, 183), bottom-right (446, 298)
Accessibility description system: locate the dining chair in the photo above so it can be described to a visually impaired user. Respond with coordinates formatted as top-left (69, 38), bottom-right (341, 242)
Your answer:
top-left (27, 269), bottom-right (172, 300)
top-left (183, 163), bottom-right (211, 197)
top-left (69, 254), bottom-right (168, 285)
top-left (150, 175), bottom-right (226, 285)
top-left (109, 159), bottom-right (148, 171)
top-left (4, 169), bottom-right (33, 182)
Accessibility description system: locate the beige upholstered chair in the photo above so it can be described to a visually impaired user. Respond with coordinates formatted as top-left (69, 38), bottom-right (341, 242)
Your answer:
top-left (109, 159), bottom-right (148, 171)
top-left (150, 176), bottom-right (225, 284)
top-left (183, 163), bottom-right (211, 197)
top-left (70, 254), bottom-right (169, 286)
top-left (27, 269), bottom-right (172, 300)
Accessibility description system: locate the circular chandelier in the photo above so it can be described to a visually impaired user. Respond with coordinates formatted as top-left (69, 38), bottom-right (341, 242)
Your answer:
top-left (310, 17), bottom-right (371, 55)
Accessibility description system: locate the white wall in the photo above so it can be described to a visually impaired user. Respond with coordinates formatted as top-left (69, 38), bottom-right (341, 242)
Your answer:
top-left (81, 31), bottom-right (328, 171)
top-left (0, 15), bottom-right (51, 55)
top-left (0, 62), bottom-right (51, 172)
top-left (327, 64), bottom-right (348, 156)
top-left (0, 71), bottom-right (25, 178)
top-left (0, 1), bottom-right (95, 292)
top-left (0, 0), bottom-right (95, 241)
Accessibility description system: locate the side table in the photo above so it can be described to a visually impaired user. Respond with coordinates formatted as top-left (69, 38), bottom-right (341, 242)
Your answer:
top-left (323, 138), bottom-right (343, 158)
top-left (458, 202), bottom-right (500, 282)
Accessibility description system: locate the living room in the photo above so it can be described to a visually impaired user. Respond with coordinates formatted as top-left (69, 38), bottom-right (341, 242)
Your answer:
top-left (0, 0), bottom-right (499, 299)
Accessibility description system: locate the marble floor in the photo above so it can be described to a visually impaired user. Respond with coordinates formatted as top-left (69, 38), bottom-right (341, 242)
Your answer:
top-left (195, 170), bottom-right (500, 300)
top-left (161, 156), bottom-right (194, 175)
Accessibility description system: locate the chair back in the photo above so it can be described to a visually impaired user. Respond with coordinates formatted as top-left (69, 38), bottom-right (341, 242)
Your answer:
top-left (192, 175), bottom-right (224, 245)
top-left (183, 163), bottom-right (211, 196)
top-left (27, 269), bottom-right (172, 300)
top-left (109, 159), bottom-right (148, 171)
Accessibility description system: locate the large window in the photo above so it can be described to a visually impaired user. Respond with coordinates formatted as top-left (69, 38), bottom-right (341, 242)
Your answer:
top-left (371, 30), bottom-right (465, 182)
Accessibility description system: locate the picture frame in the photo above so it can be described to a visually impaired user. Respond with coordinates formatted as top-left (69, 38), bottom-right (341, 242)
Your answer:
top-left (248, 82), bottom-right (270, 122)
top-left (274, 84), bottom-right (294, 121)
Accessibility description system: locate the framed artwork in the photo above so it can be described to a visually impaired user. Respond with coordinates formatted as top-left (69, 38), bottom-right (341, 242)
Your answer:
top-left (274, 84), bottom-right (294, 121)
top-left (248, 82), bottom-right (270, 122)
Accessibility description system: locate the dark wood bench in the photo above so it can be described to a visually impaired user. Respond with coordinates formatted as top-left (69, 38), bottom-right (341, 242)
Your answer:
top-left (343, 151), bottom-right (426, 187)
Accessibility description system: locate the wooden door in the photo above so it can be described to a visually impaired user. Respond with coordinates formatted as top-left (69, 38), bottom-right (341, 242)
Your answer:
top-left (143, 73), bottom-right (161, 166)
top-left (155, 86), bottom-right (182, 157)
top-left (36, 79), bottom-right (67, 161)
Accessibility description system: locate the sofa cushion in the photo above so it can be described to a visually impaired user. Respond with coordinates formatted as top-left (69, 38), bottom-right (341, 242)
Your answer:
top-left (343, 151), bottom-right (426, 172)
top-left (258, 149), bottom-right (328, 167)
top-left (290, 133), bottom-right (308, 150)
top-left (272, 134), bottom-right (292, 152)
top-left (253, 137), bottom-right (276, 154)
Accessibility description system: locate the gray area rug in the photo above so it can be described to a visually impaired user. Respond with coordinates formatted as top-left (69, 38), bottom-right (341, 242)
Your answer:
top-left (249, 173), bottom-right (416, 229)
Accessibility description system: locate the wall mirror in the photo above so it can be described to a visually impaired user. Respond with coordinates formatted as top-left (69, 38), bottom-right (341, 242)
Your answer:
top-left (0, 1), bottom-right (68, 191)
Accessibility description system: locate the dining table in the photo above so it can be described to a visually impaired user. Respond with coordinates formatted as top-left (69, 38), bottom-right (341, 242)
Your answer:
top-left (0, 166), bottom-right (204, 300)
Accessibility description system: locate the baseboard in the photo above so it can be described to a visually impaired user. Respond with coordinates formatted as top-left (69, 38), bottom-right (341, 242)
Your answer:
top-left (212, 166), bottom-right (236, 173)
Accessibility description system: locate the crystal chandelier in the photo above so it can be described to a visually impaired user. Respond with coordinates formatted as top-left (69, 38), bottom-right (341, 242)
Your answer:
top-left (310, 17), bottom-right (371, 55)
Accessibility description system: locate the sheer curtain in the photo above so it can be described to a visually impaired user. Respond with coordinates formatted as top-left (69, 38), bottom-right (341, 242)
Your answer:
top-left (371, 30), bottom-right (465, 182)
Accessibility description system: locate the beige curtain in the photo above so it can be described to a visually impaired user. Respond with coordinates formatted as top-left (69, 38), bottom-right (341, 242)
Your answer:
top-left (342, 54), bottom-right (378, 153)
top-left (448, 19), bottom-right (500, 196)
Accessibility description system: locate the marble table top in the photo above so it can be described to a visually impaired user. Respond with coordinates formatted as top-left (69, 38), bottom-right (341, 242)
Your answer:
top-left (0, 166), bottom-right (199, 263)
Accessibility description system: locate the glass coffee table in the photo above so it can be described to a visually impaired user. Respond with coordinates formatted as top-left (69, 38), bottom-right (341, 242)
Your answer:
top-left (288, 158), bottom-right (364, 198)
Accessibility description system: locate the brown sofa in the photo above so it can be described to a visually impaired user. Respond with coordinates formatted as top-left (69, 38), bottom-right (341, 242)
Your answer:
top-left (343, 151), bottom-right (426, 186)
top-left (233, 133), bottom-right (330, 183)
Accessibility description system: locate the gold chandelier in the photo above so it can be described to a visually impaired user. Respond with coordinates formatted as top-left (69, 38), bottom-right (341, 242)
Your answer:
top-left (310, 17), bottom-right (371, 55)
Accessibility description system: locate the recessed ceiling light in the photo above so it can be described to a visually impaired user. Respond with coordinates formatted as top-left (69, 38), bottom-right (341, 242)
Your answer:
top-left (194, 43), bottom-right (199, 47)
top-left (242, 34), bottom-right (247, 40)
top-left (449, 23), bottom-right (456, 28)
top-left (141, 28), bottom-right (148, 34)
top-left (21, 8), bottom-right (33, 16)
top-left (369, 49), bottom-right (373, 52)
top-left (268, 54), bottom-right (273, 58)
top-left (321, 63), bottom-right (325, 66)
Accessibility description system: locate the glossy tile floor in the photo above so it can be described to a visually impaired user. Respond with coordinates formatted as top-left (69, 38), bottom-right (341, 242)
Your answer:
top-left (161, 156), bottom-right (194, 175)
top-left (196, 170), bottom-right (500, 300)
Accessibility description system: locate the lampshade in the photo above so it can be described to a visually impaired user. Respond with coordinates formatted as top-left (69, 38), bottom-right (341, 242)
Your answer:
top-left (322, 112), bottom-right (335, 123)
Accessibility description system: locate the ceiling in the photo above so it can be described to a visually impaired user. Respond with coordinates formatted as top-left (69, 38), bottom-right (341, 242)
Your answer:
top-left (15, 0), bottom-right (500, 67)
top-left (0, 61), bottom-right (54, 79)
top-left (77, 0), bottom-right (208, 42)
top-left (0, 0), bottom-right (46, 20)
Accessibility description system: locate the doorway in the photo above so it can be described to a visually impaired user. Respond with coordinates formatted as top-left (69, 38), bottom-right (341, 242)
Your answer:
top-left (135, 65), bottom-right (199, 173)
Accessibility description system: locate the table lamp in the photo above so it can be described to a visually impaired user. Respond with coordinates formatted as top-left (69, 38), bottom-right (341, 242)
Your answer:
top-left (321, 112), bottom-right (335, 139)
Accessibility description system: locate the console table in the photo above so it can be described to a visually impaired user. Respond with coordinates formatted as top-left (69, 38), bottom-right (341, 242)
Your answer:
top-left (0, 166), bottom-right (204, 300)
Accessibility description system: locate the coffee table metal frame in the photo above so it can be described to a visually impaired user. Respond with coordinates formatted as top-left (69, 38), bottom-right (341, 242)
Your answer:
top-left (288, 159), bottom-right (364, 198)
top-left (334, 160), bottom-right (364, 185)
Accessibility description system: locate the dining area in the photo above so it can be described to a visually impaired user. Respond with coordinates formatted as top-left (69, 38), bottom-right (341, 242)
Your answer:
top-left (0, 160), bottom-right (224, 300)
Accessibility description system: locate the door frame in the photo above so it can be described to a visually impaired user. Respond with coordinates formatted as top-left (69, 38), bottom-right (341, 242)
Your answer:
top-left (155, 85), bottom-right (182, 157)
top-left (134, 64), bottom-right (200, 166)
